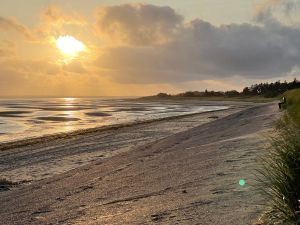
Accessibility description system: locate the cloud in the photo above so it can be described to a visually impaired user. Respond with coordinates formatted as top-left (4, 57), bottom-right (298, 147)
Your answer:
top-left (62, 61), bottom-right (87, 74)
top-left (0, 16), bottom-right (33, 40)
top-left (2, 2), bottom-right (300, 96)
top-left (96, 4), bottom-right (183, 45)
top-left (1, 58), bottom-right (61, 76)
top-left (255, 0), bottom-right (283, 21)
top-left (35, 5), bottom-right (87, 38)
top-left (42, 5), bottom-right (86, 26)
top-left (95, 15), bottom-right (300, 83)
top-left (0, 6), bottom-right (85, 43)
top-left (0, 40), bottom-right (16, 58)
top-left (255, 0), bottom-right (300, 23)
top-left (0, 56), bottom-right (97, 96)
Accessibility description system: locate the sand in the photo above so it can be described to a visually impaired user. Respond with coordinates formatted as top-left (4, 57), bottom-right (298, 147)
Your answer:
top-left (0, 102), bottom-right (279, 225)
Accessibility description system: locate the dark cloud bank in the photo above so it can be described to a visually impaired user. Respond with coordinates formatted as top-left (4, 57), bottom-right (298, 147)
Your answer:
top-left (95, 3), bottom-right (300, 83)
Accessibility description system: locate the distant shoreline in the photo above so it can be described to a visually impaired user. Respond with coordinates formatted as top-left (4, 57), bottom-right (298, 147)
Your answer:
top-left (138, 95), bottom-right (278, 103)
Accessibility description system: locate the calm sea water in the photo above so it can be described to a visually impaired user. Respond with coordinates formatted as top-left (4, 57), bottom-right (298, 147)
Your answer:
top-left (0, 98), bottom-right (228, 143)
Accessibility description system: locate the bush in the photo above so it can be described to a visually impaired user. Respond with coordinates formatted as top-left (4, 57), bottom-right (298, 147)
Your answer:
top-left (283, 89), bottom-right (300, 126)
top-left (257, 115), bottom-right (300, 224)
top-left (156, 93), bottom-right (170, 98)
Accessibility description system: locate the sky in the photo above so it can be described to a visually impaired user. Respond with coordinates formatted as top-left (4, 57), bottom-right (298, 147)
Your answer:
top-left (0, 0), bottom-right (300, 97)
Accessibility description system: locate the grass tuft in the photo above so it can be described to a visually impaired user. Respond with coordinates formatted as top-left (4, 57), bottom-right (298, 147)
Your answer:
top-left (257, 89), bottom-right (300, 224)
top-left (282, 89), bottom-right (300, 126)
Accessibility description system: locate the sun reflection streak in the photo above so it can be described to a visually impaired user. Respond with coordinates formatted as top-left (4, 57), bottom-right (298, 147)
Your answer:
top-left (62, 98), bottom-right (78, 132)
top-left (64, 98), bottom-right (75, 107)
top-left (64, 97), bottom-right (75, 102)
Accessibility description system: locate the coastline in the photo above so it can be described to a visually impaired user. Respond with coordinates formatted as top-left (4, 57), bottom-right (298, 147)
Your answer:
top-left (0, 102), bottom-right (250, 183)
top-left (0, 100), bottom-right (255, 149)
top-left (0, 98), bottom-right (237, 145)
top-left (0, 107), bottom-right (230, 150)
top-left (0, 102), bottom-right (279, 225)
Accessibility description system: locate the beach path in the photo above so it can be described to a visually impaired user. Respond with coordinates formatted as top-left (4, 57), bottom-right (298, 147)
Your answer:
top-left (0, 103), bottom-right (279, 225)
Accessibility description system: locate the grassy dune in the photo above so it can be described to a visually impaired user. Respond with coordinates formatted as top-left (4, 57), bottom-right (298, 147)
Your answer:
top-left (258, 89), bottom-right (300, 224)
top-left (283, 89), bottom-right (300, 125)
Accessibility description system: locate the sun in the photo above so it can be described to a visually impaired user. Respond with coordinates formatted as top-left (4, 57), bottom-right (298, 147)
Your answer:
top-left (56, 35), bottom-right (85, 56)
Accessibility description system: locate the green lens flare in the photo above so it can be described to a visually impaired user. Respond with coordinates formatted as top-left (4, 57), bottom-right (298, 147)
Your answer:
top-left (239, 179), bottom-right (246, 186)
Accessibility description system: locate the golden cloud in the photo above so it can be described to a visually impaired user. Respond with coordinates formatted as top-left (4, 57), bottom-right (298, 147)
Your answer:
top-left (0, 16), bottom-right (34, 40)
top-left (0, 40), bottom-right (16, 58)
top-left (42, 5), bottom-right (86, 26)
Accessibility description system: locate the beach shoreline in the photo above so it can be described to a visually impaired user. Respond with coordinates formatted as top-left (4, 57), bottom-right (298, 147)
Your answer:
top-left (0, 100), bottom-right (255, 148)
top-left (0, 98), bottom-right (235, 145)
top-left (0, 101), bottom-right (279, 225)
top-left (0, 101), bottom-right (252, 183)
top-left (0, 107), bottom-right (231, 150)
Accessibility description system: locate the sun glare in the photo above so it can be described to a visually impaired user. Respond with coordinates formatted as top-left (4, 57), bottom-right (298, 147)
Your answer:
top-left (56, 35), bottom-right (85, 56)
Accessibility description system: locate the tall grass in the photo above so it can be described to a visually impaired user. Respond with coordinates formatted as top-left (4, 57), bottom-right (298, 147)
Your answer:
top-left (258, 89), bottom-right (300, 224)
top-left (283, 89), bottom-right (300, 125)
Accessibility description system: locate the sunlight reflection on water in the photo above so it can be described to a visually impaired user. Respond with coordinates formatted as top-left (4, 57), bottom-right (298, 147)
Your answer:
top-left (0, 98), bottom-right (228, 143)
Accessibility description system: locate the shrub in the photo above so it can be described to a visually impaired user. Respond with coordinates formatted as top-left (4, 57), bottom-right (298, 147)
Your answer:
top-left (283, 89), bottom-right (300, 126)
top-left (257, 114), bottom-right (300, 224)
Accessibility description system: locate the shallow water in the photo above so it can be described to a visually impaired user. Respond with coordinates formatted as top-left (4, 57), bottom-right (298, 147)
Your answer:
top-left (0, 98), bottom-right (228, 143)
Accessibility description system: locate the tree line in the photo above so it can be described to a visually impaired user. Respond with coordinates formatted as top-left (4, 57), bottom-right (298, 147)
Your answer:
top-left (156, 78), bottom-right (300, 98)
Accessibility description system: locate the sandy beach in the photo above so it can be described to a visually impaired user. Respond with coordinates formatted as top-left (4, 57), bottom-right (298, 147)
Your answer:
top-left (0, 101), bottom-right (279, 225)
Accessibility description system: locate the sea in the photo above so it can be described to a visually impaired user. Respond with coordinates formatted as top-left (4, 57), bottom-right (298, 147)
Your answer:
top-left (0, 98), bottom-right (228, 143)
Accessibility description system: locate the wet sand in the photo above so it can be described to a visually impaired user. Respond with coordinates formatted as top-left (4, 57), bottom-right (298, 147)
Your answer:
top-left (0, 102), bottom-right (279, 224)
top-left (0, 102), bottom-right (247, 183)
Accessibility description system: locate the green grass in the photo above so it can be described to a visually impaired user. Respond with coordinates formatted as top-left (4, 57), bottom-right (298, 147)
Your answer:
top-left (258, 116), bottom-right (300, 224)
top-left (283, 89), bottom-right (300, 125)
top-left (257, 89), bottom-right (300, 224)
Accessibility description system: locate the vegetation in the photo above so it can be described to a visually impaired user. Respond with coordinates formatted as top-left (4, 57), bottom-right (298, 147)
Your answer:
top-left (282, 89), bottom-right (300, 125)
top-left (258, 89), bottom-right (300, 224)
top-left (243, 79), bottom-right (300, 98)
top-left (150, 78), bottom-right (300, 99)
